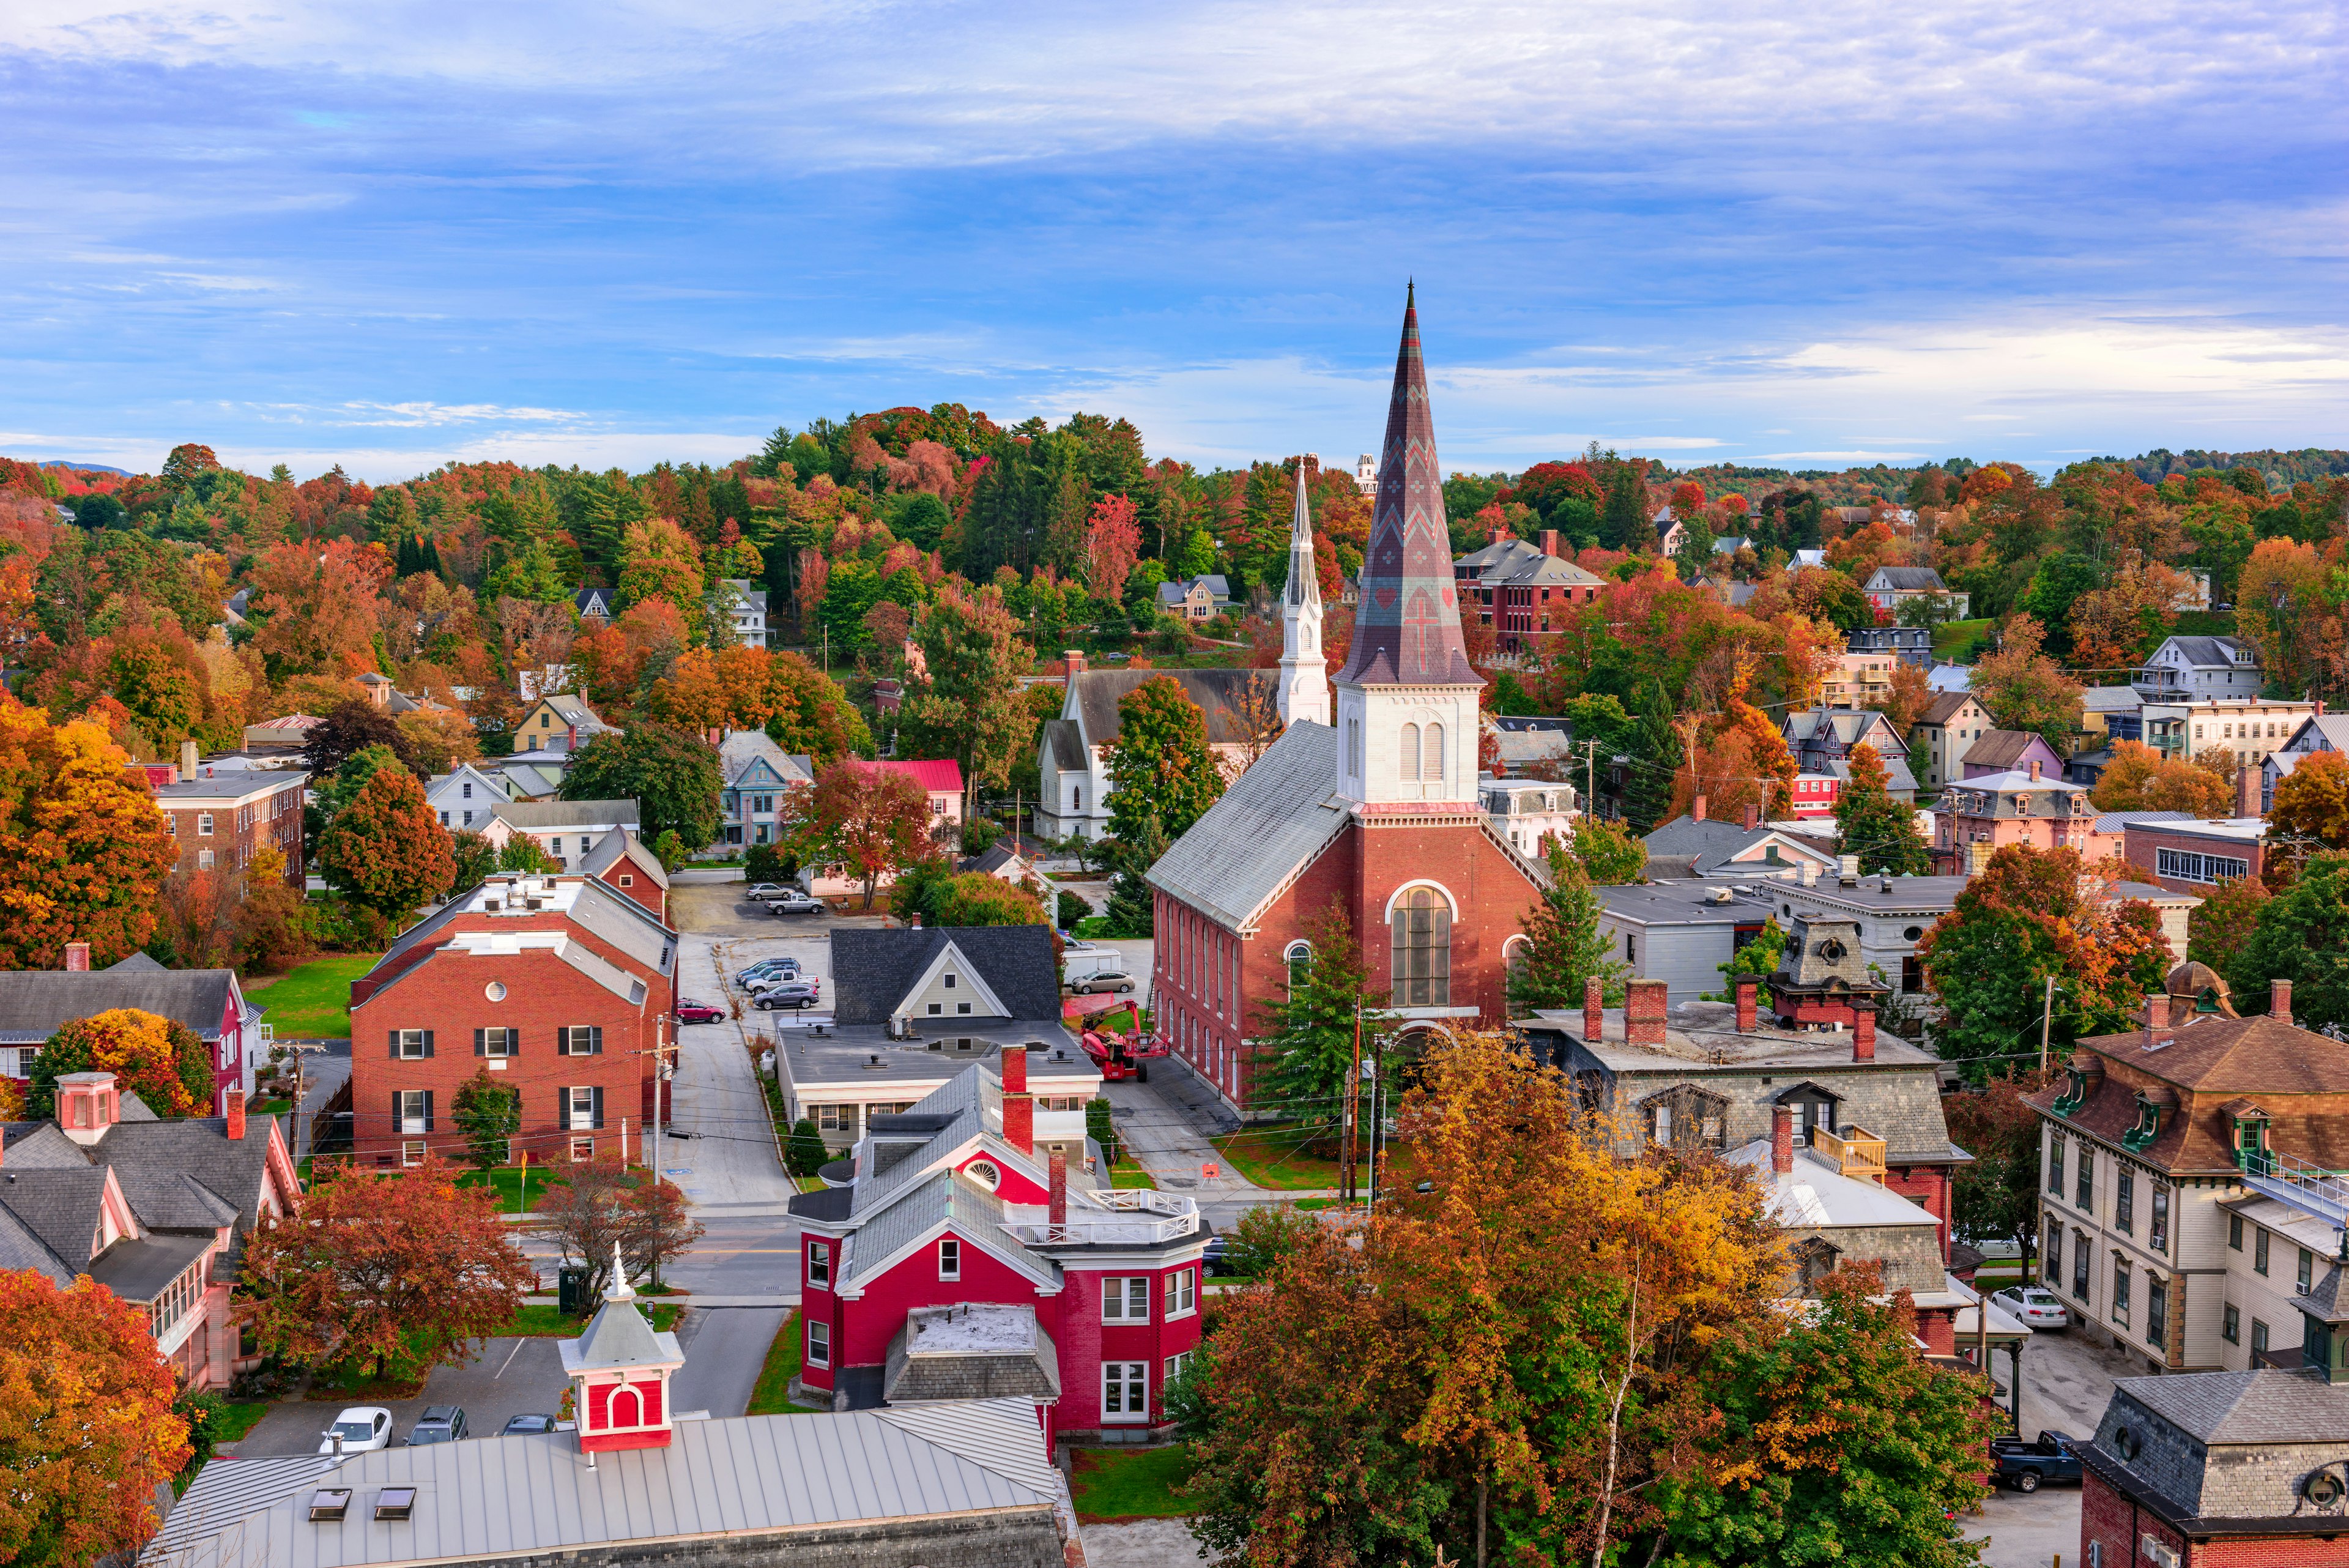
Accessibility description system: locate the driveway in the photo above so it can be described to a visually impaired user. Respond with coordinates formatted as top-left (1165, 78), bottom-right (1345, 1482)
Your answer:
top-left (2015, 1323), bottom-right (2137, 1438)
top-left (668, 1306), bottom-right (787, 1419)
top-left (661, 931), bottom-right (796, 1209)
top-left (1102, 1065), bottom-right (1263, 1202)
top-left (1966, 1482), bottom-right (2082, 1568)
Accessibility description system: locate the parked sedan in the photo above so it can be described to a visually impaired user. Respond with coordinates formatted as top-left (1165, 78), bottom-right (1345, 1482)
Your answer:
top-left (318, 1406), bottom-right (393, 1455)
top-left (407, 1406), bottom-right (468, 1446)
top-left (1069, 968), bottom-right (1137, 995)
top-left (500, 1413), bottom-right (558, 1436)
top-left (744, 883), bottom-right (790, 902)
top-left (768, 893), bottom-right (827, 916)
top-left (675, 999), bottom-right (725, 1025)
top-left (1994, 1286), bottom-right (2071, 1328)
top-left (752, 979), bottom-right (823, 1011)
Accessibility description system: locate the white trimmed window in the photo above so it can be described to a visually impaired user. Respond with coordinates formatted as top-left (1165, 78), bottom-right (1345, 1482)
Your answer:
top-left (806, 1320), bottom-right (830, 1367)
top-left (806, 1241), bottom-right (830, 1288)
top-left (570, 1137), bottom-right (595, 1162)
top-left (939, 1239), bottom-right (961, 1280)
top-left (1102, 1276), bottom-right (1149, 1321)
top-left (1166, 1351), bottom-right (1193, 1383)
top-left (1102, 1361), bottom-right (1148, 1422)
top-left (1167, 1268), bottom-right (1197, 1318)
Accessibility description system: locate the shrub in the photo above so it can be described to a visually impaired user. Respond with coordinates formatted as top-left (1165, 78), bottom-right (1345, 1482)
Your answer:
top-left (787, 1118), bottom-right (829, 1177)
top-left (1057, 890), bottom-right (1091, 929)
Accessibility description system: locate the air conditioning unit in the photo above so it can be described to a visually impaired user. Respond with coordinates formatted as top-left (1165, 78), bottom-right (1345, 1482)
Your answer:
top-left (2142, 1537), bottom-right (2178, 1568)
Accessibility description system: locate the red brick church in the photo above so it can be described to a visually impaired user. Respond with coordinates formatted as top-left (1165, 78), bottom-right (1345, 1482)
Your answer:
top-left (1147, 288), bottom-right (1548, 1113)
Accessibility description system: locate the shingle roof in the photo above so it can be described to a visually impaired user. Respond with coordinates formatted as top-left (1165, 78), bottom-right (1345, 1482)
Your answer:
top-left (1916, 691), bottom-right (1980, 727)
top-left (0, 1168), bottom-right (113, 1268)
top-left (488, 800), bottom-right (640, 831)
top-left (1068, 669), bottom-right (1263, 748)
top-left (1145, 720), bottom-right (1351, 931)
top-left (715, 729), bottom-right (811, 789)
top-left (1959, 729), bottom-right (2058, 770)
top-left (86, 1231), bottom-right (212, 1304)
top-left (0, 1203), bottom-right (72, 1284)
top-left (2029, 1013), bottom-right (2349, 1172)
top-left (2082, 686), bottom-right (2143, 713)
top-left (1039, 718), bottom-right (1086, 772)
top-left (576, 831), bottom-right (669, 891)
top-left (0, 971), bottom-right (241, 1044)
top-left (142, 1406), bottom-right (1058, 1568)
top-left (828, 927), bottom-right (1059, 1025)
top-left (1868, 567), bottom-right (1947, 591)
top-left (2113, 1370), bottom-right (2349, 1444)
top-left (2161, 635), bottom-right (2253, 669)
top-left (843, 1168), bottom-right (1058, 1293)
top-left (96, 1116), bottom-right (286, 1231)
top-left (538, 693), bottom-right (613, 729)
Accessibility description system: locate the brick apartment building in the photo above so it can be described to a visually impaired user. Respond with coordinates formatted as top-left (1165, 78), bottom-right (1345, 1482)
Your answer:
top-left (2122, 815), bottom-right (2269, 897)
top-left (347, 875), bottom-right (678, 1167)
top-left (150, 744), bottom-right (305, 885)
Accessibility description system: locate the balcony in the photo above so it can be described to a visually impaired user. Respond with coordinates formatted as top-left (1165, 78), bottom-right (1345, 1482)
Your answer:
top-left (1003, 1187), bottom-right (1200, 1247)
top-left (1815, 1125), bottom-right (1888, 1184)
top-left (2237, 1147), bottom-right (2349, 1228)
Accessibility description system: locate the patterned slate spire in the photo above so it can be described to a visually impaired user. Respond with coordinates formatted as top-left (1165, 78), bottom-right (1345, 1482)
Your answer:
top-left (1335, 285), bottom-right (1480, 688)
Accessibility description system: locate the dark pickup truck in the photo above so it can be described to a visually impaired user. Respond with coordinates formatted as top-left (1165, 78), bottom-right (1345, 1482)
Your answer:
top-left (1990, 1430), bottom-right (2084, 1493)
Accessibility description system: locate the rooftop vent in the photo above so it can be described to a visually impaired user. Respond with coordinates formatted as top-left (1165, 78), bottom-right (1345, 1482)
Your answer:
top-left (483, 899), bottom-right (502, 912)
top-left (310, 1490), bottom-right (352, 1522)
top-left (862, 1053), bottom-right (888, 1070)
top-left (374, 1488), bottom-right (416, 1522)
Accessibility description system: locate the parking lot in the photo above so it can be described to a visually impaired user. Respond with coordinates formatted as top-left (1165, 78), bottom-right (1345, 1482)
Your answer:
top-left (224, 1336), bottom-right (571, 1458)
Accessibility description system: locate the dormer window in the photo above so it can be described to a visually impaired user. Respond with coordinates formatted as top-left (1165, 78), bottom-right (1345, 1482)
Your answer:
top-left (2123, 1095), bottom-right (2164, 1152)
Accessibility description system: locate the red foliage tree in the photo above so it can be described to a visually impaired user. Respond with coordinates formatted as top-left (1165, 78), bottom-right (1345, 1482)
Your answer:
top-left (1085, 493), bottom-right (1143, 603)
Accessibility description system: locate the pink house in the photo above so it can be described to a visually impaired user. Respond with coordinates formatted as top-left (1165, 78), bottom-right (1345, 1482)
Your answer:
top-left (789, 1049), bottom-right (1207, 1445)
top-left (872, 758), bottom-right (965, 831)
top-left (1931, 764), bottom-right (2108, 872)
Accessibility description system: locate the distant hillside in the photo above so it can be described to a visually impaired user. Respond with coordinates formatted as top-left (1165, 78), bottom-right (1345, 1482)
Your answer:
top-left (37, 460), bottom-right (132, 475)
top-left (2110, 448), bottom-right (2349, 488)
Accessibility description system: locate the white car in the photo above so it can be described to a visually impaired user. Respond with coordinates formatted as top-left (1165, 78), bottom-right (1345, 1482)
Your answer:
top-left (319, 1406), bottom-right (394, 1454)
top-left (1994, 1287), bottom-right (2071, 1328)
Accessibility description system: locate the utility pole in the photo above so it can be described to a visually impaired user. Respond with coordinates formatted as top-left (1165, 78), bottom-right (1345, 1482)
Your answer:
top-left (1344, 1002), bottom-right (1362, 1208)
top-left (1578, 740), bottom-right (1601, 824)
top-left (2039, 974), bottom-right (2057, 1072)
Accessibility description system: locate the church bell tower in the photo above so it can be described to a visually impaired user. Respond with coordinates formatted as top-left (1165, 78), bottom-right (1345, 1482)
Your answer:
top-left (1276, 460), bottom-right (1330, 728)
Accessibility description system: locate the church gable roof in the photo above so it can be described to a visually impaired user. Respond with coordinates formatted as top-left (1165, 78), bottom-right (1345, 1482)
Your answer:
top-left (1067, 669), bottom-right (1261, 748)
top-left (1147, 721), bottom-right (1351, 931)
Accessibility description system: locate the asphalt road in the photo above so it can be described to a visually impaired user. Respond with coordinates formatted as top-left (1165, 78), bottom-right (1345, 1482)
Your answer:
top-left (669, 1307), bottom-right (789, 1419)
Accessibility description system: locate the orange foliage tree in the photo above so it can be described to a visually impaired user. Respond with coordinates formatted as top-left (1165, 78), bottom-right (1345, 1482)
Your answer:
top-left (0, 702), bottom-right (177, 969)
top-left (2269, 749), bottom-right (2349, 859)
top-left (0, 1274), bottom-right (191, 1565)
top-left (2088, 740), bottom-right (2232, 816)
top-left (27, 1008), bottom-right (212, 1118)
top-left (316, 765), bottom-right (456, 920)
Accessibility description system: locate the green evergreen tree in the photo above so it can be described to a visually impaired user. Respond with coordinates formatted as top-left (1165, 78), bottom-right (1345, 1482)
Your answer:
top-left (787, 1118), bottom-right (829, 1176)
top-left (1102, 811), bottom-right (1166, 937)
top-left (1834, 743), bottom-right (1932, 875)
top-left (1507, 852), bottom-right (1628, 1016)
top-left (1622, 680), bottom-right (1678, 834)
top-left (1249, 902), bottom-right (1390, 1143)
top-left (2230, 852), bottom-right (2349, 1032)
top-left (451, 1070), bottom-right (521, 1174)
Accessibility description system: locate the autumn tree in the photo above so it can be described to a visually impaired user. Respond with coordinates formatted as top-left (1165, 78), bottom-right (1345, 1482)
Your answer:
top-left (233, 846), bottom-right (311, 972)
top-left (317, 764), bottom-right (456, 921)
top-left (2268, 749), bottom-right (2349, 859)
top-left (2089, 739), bottom-right (2233, 816)
top-left (238, 1157), bottom-right (537, 1380)
top-left (536, 1154), bottom-right (706, 1301)
top-left (2230, 852), bottom-right (2349, 1031)
top-left (300, 696), bottom-right (417, 778)
top-left (1970, 613), bottom-right (2082, 749)
top-left (1570, 814), bottom-right (1647, 884)
top-left (1835, 741), bottom-right (1932, 874)
top-left (1942, 1068), bottom-right (2055, 1269)
top-left (617, 516), bottom-right (705, 623)
top-left (1868, 658), bottom-right (1936, 734)
top-left (1105, 676), bottom-right (1226, 843)
top-left (0, 704), bottom-right (177, 970)
top-left (1919, 845), bottom-right (2172, 1077)
top-left (0, 1274), bottom-right (191, 1566)
top-left (1506, 849), bottom-right (1627, 1015)
top-left (762, 651), bottom-right (874, 763)
top-left (1085, 492), bottom-right (1143, 603)
top-left (28, 1009), bottom-right (213, 1119)
top-left (2188, 874), bottom-right (2269, 981)
top-left (245, 538), bottom-right (390, 678)
top-left (898, 582), bottom-right (1036, 795)
top-left (808, 759), bottom-right (932, 909)
top-left (562, 724), bottom-right (724, 850)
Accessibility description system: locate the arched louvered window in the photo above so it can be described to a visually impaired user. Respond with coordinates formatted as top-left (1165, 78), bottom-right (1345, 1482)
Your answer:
top-left (1425, 722), bottom-right (1445, 780)
top-left (1400, 723), bottom-right (1421, 780)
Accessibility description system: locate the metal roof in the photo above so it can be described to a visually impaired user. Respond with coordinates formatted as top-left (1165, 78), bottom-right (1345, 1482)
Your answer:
top-left (143, 1406), bottom-right (1058, 1568)
top-left (1145, 719), bottom-right (1351, 932)
top-left (488, 800), bottom-right (640, 831)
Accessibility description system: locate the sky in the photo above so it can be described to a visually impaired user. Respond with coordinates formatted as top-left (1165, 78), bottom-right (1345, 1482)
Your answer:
top-left (1, 1), bottom-right (2343, 483)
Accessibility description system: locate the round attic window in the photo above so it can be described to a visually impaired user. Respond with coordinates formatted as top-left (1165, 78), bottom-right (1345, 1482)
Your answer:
top-left (965, 1159), bottom-right (1001, 1191)
top-left (1904, 926), bottom-right (1923, 942)
top-left (484, 982), bottom-right (508, 1003)
top-left (2306, 1471), bottom-right (2345, 1507)
top-left (1817, 938), bottom-right (1847, 962)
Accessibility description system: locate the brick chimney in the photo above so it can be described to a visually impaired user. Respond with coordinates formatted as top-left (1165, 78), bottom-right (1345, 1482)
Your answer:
top-left (1584, 976), bottom-right (1605, 1043)
top-left (1625, 979), bottom-right (1668, 1048)
top-left (64, 942), bottom-right (90, 973)
top-left (1691, 795), bottom-right (1707, 822)
top-left (1852, 1000), bottom-right (1876, 1062)
top-left (2145, 990), bottom-right (2172, 1031)
top-left (1734, 976), bottom-right (1758, 1033)
top-left (2273, 979), bottom-right (2293, 1025)
top-left (225, 1088), bottom-right (246, 1142)
top-left (1048, 1147), bottom-right (1067, 1228)
top-left (2029, 758), bottom-right (2041, 782)
top-left (1772, 1102), bottom-right (1794, 1174)
top-left (2238, 761), bottom-right (2260, 819)
top-left (999, 1046), bottom-right (1033, 1155)
top-left (1540, 529), bottom-right (1559, 558)
top-left (1742, 803), bottom-right (1759, 831)
top-left (1064, 649), bottom-right (1086, 677)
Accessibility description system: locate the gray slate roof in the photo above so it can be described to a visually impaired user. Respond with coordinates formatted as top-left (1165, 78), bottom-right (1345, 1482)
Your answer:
top-left (828, 927), bottom-right (1059, 1025)
top-left (1146, 720), bottom-right (1350, 931)
top-left (716, 729), bottom-right (812, 788)
top-left (142, 1404), bottom-right (1058, 1568)
top-left (488, 800), bottom-right (640, 831)
top-left (1868, 566), bottom-right (1947, 591)
top-left (1067, 668), bottom-right (1261, 747)
top-left (2111, 1369), bottom-right (2349, 1445)
top-left (1039, 718), bottom-right (1086, 771)
top-left (2161, 635), bottom-right (2254, 669)
top-left (0, 970), bottom-right (242, 1044)
top-left (0, 1167), bottom-right (114, 1268)
top-left (576, 831), bottom-right (669, 891)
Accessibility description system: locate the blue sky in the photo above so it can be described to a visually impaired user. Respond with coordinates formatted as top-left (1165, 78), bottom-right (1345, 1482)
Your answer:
top-left (2, 1), bottom-right (2343, 481)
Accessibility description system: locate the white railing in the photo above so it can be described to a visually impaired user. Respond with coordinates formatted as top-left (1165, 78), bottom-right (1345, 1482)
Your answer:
top-left (2241, 1148), bottom-right (2349, 1228)
top-left (1003, 1188), bottom-right (1200, 1246)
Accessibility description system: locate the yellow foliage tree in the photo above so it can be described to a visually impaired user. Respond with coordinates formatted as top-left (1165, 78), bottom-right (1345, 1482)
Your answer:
top-left (0, 702), bottom-right (177, 969)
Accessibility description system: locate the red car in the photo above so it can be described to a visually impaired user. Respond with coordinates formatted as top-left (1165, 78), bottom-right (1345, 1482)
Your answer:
top-left (675, 1000), bottom-right (725, 1024)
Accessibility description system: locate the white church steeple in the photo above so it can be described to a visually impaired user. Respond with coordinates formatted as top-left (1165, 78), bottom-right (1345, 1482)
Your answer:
top-left (1276, 460), bottom-right (1330, 728)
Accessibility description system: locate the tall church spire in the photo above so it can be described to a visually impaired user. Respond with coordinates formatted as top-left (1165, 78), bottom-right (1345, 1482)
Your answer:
top-left (1276, 459), bottom-right (1329, 727)
top-left (1335, 287), bottom-right (1479, 688)
top-left (1332, 288), bottom-right (1481, 808)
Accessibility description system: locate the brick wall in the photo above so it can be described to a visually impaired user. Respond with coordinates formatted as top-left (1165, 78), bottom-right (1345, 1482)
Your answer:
top-left (162, 782), bottom-right (304, 883)
top-left (351, 947), bottom-right (656, 1164)
top-left (2124, 823), bottom-right (2268, 897)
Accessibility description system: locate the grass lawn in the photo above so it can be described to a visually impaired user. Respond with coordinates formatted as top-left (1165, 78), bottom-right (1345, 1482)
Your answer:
top-left (244, 953), bottom-right (382, 1038)
top-left (1931, 618), bottom-right (1994, 661)
top-left (456, 1167), bottom-right (558, 1213)
top-left (211, 1401), bottom-right (270, 1444)
top-left (747, 1311), bottom-right (826, 1414)
top-left (1110, 1155), bottom-right (1157, 1190)
top-left (498, 1302), bottom-right (683, 1337)
top-left (1210, 1126), bottom-right (1368, 1193)
top-left (1070, 1444), bottom-right (1197, 1522)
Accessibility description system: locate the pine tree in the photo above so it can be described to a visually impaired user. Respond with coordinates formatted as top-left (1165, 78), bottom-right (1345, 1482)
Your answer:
top-left (1600, 462), bottom-right (1647, 550)
top-left (1622, 680), bottom-right (1679, 834)
top-left (1836, 743), bottom-right (1932, 875)
top-left (1507, 852), bottom-right (1628, 1016)
top-left (1249, 902), bottom-right (1389, 1145)
top-left (1103, 811), bottom-right (1165, 937)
